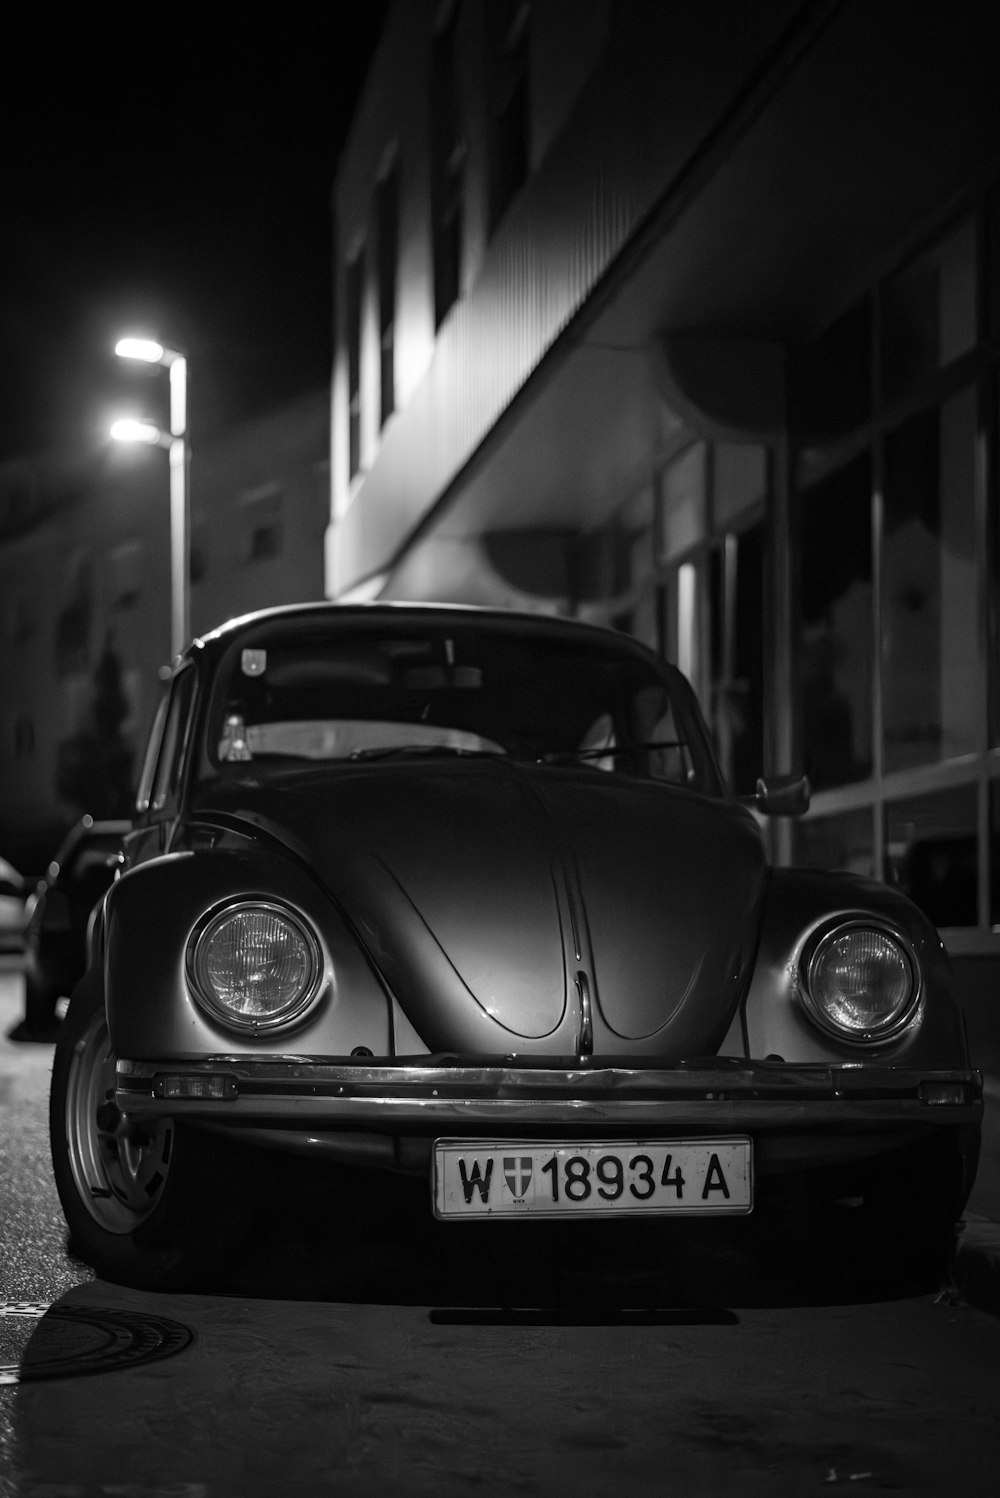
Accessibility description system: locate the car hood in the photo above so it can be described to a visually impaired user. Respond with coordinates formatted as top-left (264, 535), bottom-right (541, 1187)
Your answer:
top-left (197, 760), bottom-right (767, 1058)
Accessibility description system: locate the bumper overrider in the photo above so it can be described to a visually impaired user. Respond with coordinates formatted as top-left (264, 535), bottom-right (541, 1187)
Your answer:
top-left (115, 1055), bottom-right (983, 1185)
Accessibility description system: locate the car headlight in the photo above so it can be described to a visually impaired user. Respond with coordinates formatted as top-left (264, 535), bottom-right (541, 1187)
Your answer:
top-left (800, 921), bottom-right (919, 1043)
top-left (187, 901), bottom-right (323, 1033)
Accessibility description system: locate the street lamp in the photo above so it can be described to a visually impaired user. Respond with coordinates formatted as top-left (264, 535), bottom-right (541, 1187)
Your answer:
top-left (111, 337), bottom-right (190, 658)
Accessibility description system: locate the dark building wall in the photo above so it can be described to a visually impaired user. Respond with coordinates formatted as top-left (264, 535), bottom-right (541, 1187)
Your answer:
top-left (329, 0), bottom-right (1000, 1061)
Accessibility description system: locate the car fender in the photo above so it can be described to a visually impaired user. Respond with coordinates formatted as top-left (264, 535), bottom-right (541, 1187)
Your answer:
top-left (741, 867), bottom-right (968, 1066)
top-left (104, 848), bottom-right (393, 1060)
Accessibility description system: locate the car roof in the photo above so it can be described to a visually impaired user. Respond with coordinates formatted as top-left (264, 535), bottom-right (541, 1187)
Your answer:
top-left (180, 601), bottom-right (667, 674)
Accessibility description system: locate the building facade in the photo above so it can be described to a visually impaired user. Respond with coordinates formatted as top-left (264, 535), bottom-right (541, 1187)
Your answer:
top-left (328, 0), bottom-right (1000, 1052)
top-left (0, 389), bottom-right (329, 871)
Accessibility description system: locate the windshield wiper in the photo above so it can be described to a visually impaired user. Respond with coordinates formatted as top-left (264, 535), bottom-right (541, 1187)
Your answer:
top-left (539, 739), bottom-right (686, 765)
top-left (348, 745), bottom-right (508, 762)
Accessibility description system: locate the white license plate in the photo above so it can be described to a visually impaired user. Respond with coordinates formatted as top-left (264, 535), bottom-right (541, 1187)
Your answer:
top-left (433, 1138), bottom-right (752, 1220)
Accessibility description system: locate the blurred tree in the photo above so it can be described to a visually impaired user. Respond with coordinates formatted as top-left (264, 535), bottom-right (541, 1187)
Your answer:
top-left (57, 636), bottom-right (134, 818)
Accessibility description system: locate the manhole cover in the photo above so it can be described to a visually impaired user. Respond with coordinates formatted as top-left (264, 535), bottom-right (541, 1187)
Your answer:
top-left (0, 1302), bottom-right (193, 1383)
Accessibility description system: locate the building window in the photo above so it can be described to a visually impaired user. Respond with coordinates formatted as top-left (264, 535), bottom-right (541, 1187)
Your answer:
top-left (240, 487), bottom-right (284, 565)
top-left (796, 807), bottom-right (875, 880)
top-left (583, 438), bottom-right (767, 795)
top-left (376, 161), bottom-right (399, 427)
top-left (881, 387), bottom-right (979, 772)
top-left (346, 252), bottom-right (364, 480)
top-left (708, 523), bottom-right (765, 796)
top-left (488, 0), bottom-right (530, 234)
top-left (431, 3), bottom-right (464, 328)
top-left (887, 784), bottom-right (979, 930)
top-left (786, 199), bottom-right (1000, 941)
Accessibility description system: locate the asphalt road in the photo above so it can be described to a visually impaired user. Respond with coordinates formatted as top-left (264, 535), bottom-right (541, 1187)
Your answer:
top-left (2, 967), bottom-right (999, 1496)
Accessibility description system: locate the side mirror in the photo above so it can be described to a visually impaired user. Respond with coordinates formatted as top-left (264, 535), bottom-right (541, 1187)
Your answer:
top-left (748, 772), bottom-right (811, 818)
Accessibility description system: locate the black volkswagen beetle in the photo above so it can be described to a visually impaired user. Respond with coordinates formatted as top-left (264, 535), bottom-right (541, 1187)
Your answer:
top-left (49, 603), bottom-right (982, 1290)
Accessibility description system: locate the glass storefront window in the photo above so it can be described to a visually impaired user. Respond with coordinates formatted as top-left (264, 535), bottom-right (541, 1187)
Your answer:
top-left (708, 526), bottom-right (764, 795)
top-left (988, 183), bottom-right (1000, 343)
top-left (797, 453), bottom-right (873, 790)
top-left (796, 809), bottom-right (874, 879)
top-left (881, 218), bottom-right (977, 405)
top-left (886, 784), bottom-right (978, 929)
top-left (881, 387), bottom-right (980, 773)
top-left (676, 560), bottom-right (700, 699)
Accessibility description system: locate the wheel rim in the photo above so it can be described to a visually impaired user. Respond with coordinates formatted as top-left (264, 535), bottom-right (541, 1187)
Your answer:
top-left (64, 1009), bottom-right (174, 1234)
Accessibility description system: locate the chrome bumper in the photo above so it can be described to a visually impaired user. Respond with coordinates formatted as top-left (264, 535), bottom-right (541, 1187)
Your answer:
top-left (116, 1055), bottom-right (983, 1130)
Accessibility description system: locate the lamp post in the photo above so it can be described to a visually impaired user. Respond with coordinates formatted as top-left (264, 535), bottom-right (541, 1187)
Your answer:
top-left (111, 338), bottom-right (190, 658)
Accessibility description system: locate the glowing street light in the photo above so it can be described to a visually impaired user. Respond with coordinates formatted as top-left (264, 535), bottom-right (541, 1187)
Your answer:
top-left (111, 337), bottom-right (190, 658)
top-left (109, 417), bottom-right (164, 445)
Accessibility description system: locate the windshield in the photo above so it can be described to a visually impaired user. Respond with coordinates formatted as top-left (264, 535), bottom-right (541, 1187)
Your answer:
top-left (198, 618), bottom-right (720, 793)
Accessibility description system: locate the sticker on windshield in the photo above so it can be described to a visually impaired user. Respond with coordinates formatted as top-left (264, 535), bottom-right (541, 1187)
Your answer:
top-left (241, 649), bottom-right (267, 677)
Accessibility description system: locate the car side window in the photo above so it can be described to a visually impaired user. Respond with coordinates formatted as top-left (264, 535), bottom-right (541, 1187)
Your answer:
top-left (135, 667), bottom-right (197, 817)
top-left (629, 685), bottom-right (697, 787)
top-left (577, 712), bottom-right (617, 771)
top-left (150, 666), bottom-right (196, 813)
top-left (135, 690), bottom-right (171, 815)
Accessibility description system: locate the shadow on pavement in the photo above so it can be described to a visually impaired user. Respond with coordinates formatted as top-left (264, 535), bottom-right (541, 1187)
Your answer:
top-left (154, 1155), bottom-right (952, 1318)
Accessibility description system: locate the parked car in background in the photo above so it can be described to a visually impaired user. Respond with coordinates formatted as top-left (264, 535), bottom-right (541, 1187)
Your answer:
top-left (0, 855), bottom-right (28, 958)
top-left (49, 603), bottom-right (983, 1292)
top-left (13, 817), bottom-right (130, 1041)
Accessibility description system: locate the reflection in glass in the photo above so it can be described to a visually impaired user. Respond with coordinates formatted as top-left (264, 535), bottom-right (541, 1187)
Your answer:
top-left (989, 183), bottom-right (1000, 343)
top-left (886, 785), bottom-right (978, 929)
top-left (882, 389), bottom-right (979, 772)
top-left (796, 454), bottom-right (873, 790)
top-left (708, 526), bottom-right (764, 796)
top-left (796, 809), bottom-right (874, 879)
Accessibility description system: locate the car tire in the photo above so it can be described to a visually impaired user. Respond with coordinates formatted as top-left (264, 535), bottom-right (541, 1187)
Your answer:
top-left (843, 1139), bottom-right (963, 1300)
top-left (49, 971), bottom-right (259, 1291)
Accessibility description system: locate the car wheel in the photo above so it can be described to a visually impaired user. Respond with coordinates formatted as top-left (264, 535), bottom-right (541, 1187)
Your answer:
top-left (49, 974), bottom-right (257, 1290)
top-left (841, 1140), bottom-right (963, 1299)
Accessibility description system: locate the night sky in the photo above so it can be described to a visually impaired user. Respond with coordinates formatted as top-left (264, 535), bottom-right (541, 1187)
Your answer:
top-left (1, 7), bottom-right (389, 465)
